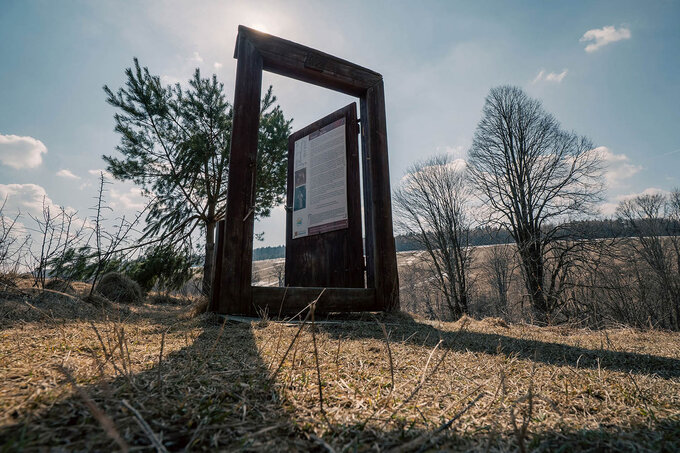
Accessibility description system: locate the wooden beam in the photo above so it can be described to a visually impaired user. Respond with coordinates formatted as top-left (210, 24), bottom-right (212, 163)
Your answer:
top-left (252, 286), bottom-right (379, 316)
top-left (363, 80), bottom-right (400, 311)
top-left (236, 25), bottom-right (381, 97)
top-left (217, 35), bottom-right (263, 315)
top-left (359, 97), bottom-right (375, 288)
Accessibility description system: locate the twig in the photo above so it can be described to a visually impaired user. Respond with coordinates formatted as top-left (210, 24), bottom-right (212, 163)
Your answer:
top-left (121, 399), bottom-right (168, 453)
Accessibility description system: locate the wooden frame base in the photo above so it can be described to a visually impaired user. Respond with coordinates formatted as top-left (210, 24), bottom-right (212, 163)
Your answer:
top-left (252, 287), bottom-right (378, 316)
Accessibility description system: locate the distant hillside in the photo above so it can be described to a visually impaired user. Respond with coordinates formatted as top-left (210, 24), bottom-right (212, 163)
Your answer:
top-left (252, 218), bottom-right (680, 260)
top-left (253, 245), bottom-right (286, 261)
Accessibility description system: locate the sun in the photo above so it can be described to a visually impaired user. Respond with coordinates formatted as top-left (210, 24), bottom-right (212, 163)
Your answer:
top-left (250, 23), bottom-right (270, 34)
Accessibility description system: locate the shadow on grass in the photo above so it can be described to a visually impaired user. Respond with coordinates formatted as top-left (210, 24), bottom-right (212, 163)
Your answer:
top-left (0, 316), bottom-right (310, 451)
top-left (317, 315), bottom-right (680, 379)
top-left (1, 311), bottom-right (679, 451)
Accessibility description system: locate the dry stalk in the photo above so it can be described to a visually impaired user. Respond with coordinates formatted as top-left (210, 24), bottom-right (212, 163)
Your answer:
top-left (182, 417), bottom-right (207, 452)
top-left (193, 313), bottom-right (229, 374)
top-left (375, 316), bottom-right (395, 393)
top-left (56, 365), bottom-right (129, 452)
top-left (267, 285), bottom-right (291, 370)
top-left (121, 399), bottom-right (168, 453)
top-left (509, 363), bottom-right (537, 453)
top-left (89, 321), bottom-right (134, 385)
top-left (310, 433), bottom-right (336, 452)
top-left (157, 329), bottom-right (166, 392)
top-left (309, 296), bottom-right (333, 429)
top-left (628, 371), bottom-right (656, 421)
top-left (389, 393), bottom-right (485, 453)
top-left (334, 334), bottom-right (343, 377)
top-left (272, 289), bottom-right (326, 379)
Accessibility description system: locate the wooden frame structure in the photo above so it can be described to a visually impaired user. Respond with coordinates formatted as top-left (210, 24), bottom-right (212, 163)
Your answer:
top-left (211, 25), bottom-right (399, 316)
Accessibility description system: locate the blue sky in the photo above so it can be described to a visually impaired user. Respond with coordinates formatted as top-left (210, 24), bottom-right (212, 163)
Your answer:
top-left (1, 0), bottom-right (679, 247)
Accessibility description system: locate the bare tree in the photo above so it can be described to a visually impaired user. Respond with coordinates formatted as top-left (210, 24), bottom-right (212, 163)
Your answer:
top-left (88, 173), bottom-right (147, 296)
top-left (467, 86), bottom-right (603, 323)
top-left (481, 243), bottom-right (515, 317)
top-left (617, 191), bottom-right (680, 329)
top-left (272, 261), bottom-right (285, 287)
top-left (0, 198), bottom-right (30, 280)
top-left (394, 154), bottom-right (473, 320)
top-left (28, 198), bottom-right (87, 289)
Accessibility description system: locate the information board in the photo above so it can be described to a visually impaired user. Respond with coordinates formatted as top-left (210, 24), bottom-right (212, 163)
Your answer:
top-left (285, 103), bottom-right (364, 288)
top-left (292, 118), bottom-right (349, 238)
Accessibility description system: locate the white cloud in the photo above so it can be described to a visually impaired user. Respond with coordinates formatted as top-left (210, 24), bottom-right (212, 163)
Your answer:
top-left (532, 69), bottom-right (568, 84)
top-left (580, 25), bottom-right (631, 53)
top-left (596, 146), bottom-right (642, 189)
top-left (213, 62), bottom-right (223, 70)
top-left (436, 144), bottom-right (467, 160)
top-left (56, 169), bottom-right (80, 180)
top-left (0, 134), bottom-right (47, 169)
top-left (601, 187), bottom-right (670, 216)
top-left (0, 183), bottom-right (58, 216)
top-left (190, 51), bottom-right (203, 64)
top-left (161, 74), bottom-right (182, 86)
top-left (110, 187), bottom-right (147, 211)
top-left (616, 187), bottom-right (669, 203)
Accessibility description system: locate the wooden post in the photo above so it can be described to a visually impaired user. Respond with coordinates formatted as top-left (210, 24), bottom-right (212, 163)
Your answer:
top-left (362, 80), bottom-right (400, 311)
top-left (216, 35), bottom-right (263, 315)
top-left (359, 99), bottom-right (375, 288)
top-left (209, 219), bottom-right (226, 312)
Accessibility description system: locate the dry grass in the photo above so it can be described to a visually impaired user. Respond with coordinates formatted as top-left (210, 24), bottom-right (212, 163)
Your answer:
top-left (1, 290), bottom-right (679, 451)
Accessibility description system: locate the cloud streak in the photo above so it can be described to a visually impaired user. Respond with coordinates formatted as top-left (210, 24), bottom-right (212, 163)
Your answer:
top-left (0, 134), bottom-right (47, 169)
top-left (56, 169), bottom-right (80, 180)
top-left (580, 25), bottom-right (631, 52)
top-left (532, 69), bottom-right (568, 84)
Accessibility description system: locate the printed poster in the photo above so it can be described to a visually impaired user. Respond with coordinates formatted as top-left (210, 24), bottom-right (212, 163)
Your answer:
top-left (292, 118), bottom-right (349, 238)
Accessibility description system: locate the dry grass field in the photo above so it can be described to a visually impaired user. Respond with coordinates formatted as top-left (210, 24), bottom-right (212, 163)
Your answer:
top-left (1, 281), bottom-right (679, 452)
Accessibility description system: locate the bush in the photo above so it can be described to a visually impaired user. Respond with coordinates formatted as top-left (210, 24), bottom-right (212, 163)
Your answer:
top-left (126, 243), bottom-right (198, 294)
top-left (96, 272), bottom-right (143, 304)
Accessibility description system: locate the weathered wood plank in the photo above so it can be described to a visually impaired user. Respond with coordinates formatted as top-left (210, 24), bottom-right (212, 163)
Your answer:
top-left (359, 98), bottom-right (375, 288)
top-left (363, 81), bottom-right (400, 311)
top-left (217, 35), bottom-right (263, 316)
top-left (252, 286), bottom-right (379, 316)
top-left (285, 103), bottom-right (364, 288)
top-left (236, 25), bottom-right (381, 97)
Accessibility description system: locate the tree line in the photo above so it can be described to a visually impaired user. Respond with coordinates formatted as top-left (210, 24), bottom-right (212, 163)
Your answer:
top-left (4, 61), bottom-right (677, 330)
top-left (395, 86), bottom-right (680, 329)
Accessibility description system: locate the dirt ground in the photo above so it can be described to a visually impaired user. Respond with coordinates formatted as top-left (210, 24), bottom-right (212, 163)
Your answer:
top-left (1, 288), bottom-right (679, 451)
